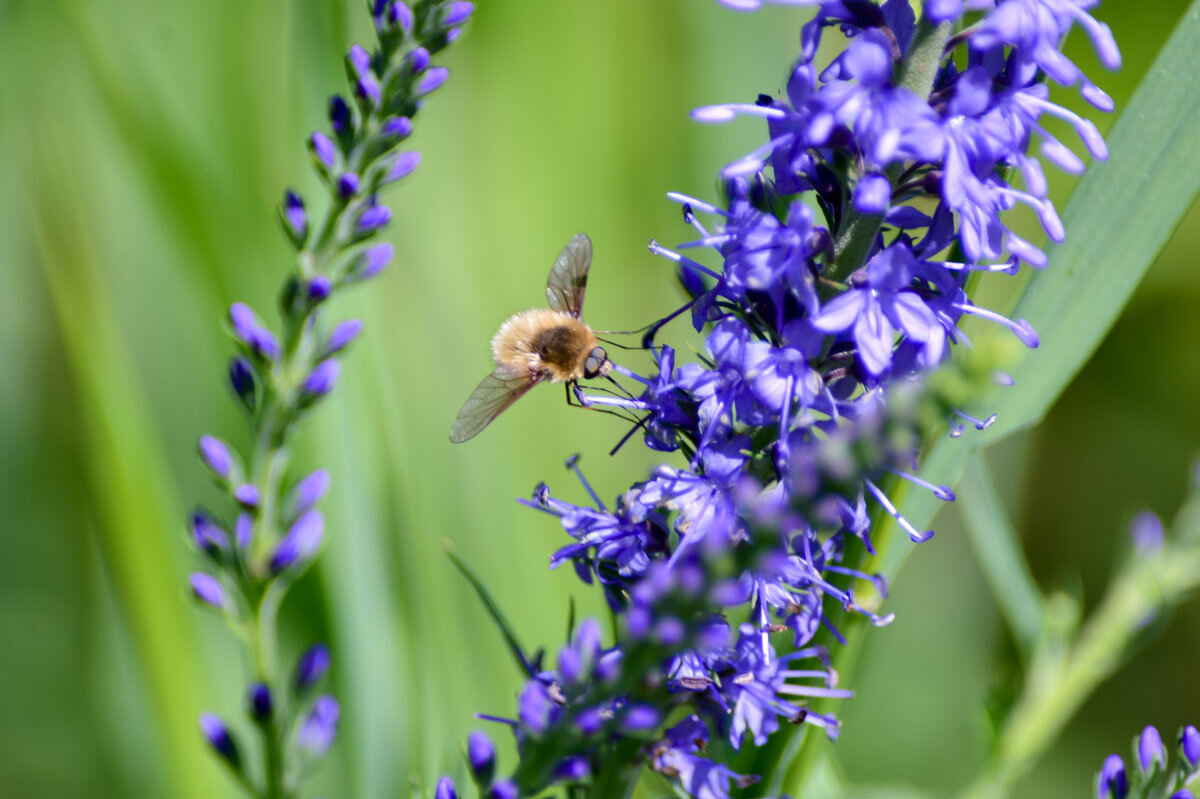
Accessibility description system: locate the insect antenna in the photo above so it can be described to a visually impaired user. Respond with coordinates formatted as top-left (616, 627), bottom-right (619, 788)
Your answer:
top-left (564, 382), bottom-right (642, 426)
top-left (604, 374), bottom-right (640, 402)
top-left (593, 299), bottom-right (694, 349)
top-left (596, 336), bottom-right (653, 352)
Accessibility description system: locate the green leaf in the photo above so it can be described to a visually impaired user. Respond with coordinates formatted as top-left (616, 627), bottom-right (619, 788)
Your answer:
top-left (958, 455), bottom-right (1044, 661)
top-left (445, 543), bottom-right (536, 677)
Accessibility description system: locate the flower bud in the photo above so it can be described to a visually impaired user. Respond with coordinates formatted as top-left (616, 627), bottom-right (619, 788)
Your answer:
top-left (407, 47), bottom-right (430, 74)
top-left (270, 510), bottom-right (324, 575)
top-left (309, 131), bottom-right (337, 174)
top-left (229, 303), bottom-right (280, 360)
top-left (347, 44), bottom-right (370, 77)
top-left (325, 320), bottom-right (364, 356)
top-left (1181, 725), bottom-right (1200, 768)
top-left (281, 190), bottom-right (308, 247)
top-left (389, 1), bottom-right (413, 32)
top-left (554, 755), bottom-right (589, 781)
top-left (925, 0), bottom-right (962, 22)
top-left (285, 470), bottom-right (331, 519)
top-left (297, 696), bottom-right (339, 755)
top-left (1169, 791), bottom-right (1194, 799)
top-left (308, 276), bottom-right (333, 305)
top-left (1138, 725), bottom-right (1166, 774)
top-left (417, 67), bottom-right (449, 96)
top-left (189, 573), bottom-right (227, 609)
top-left (234, 484), bottom-right (260, 509)
top-left (381, 116), bottom-right (412, 141)
top-left (235, 513), bottom-right (253, 549)
top-left (336, 172), bottom-right (360, 199)
top-left (380, 151), bottom-right (420, 185)
top-left (442, 1), bottom-right (473, 26)
top-left (198, 435), bottom-right (237, 482)
top-left (1096, 754), bottom-right (1127, 799)
top-left (853, 173), bottom-right (891, 214)
top-left (301, 360), bottom-right (341, 398)
top-left (329, 95), bottom-right (351, 135)
top-left (199, 713), bottom-right (241, 769)
top-left (294, 644), bottom-right (331, 695)
top-left (488, 781), bottom-right (518, 799)
top-left (347, 243), bottom-right (393, 282)
top-left (246, 682), bottom-right (273, 724)
top-left (433, 777), bottom-right (458, 799)
top-left (190, 511), bottom-right (229, 558)
top-left (466, 730), bottom-right (495, 785)
top-left (228, 357), bottom-right (256, 409)
top-left (619, 704), bottom-right (659, 733)
top-left (355, 202), bottom-right (392, 235)
top-left (355, 74), bottom-right (381, 107)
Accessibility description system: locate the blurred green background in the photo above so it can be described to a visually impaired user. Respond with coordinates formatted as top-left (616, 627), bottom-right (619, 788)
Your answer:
top-left (3, 0), bottom-right (1198, 796)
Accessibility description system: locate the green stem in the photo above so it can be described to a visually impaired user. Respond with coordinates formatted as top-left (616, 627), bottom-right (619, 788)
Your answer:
top-left (827, 18), bottom-right (952, 283)
top-left (956, 545), bottom-right (1200, 799)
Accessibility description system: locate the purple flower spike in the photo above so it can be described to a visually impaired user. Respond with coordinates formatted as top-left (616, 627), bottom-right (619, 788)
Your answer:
top-left (466, 730), bottom-right (496, 785)
top-left (1096, 754), bottom-right (1128, 799)
top-left (434, 778), bottom-right (458, 799)
top-left (1181, 725), bottom-right (1200, 767)
top-left (283, 190), bottom-right (308, 245)
top-left (326, 319), bottom-right (364, 355)
top-left (1138, 726), bottom-right (1166, 773)
top-left (294, 643), bottom-right (332, 694)
top-left (199, 713), bottom-right (241, 767)
top-left (381, 116), bottom-right (413, 140)
top-left (270, 509), bottom-right (325, 574)
top-left (302, 359), bottom-right (341, 397)
top-left (382, 151), bottom-right (421, 185)
top-left (355, 202), bottom-right (392, 234)
top-left (417, 67), bottom-right (449, 96)
top-left (853, 173), bottom-right (891, 213)
top-left (198, 435), bottom-right (234, 480)
top-left (488, 781), bottom-right (518, 799)
top-left (247, 682), bottom-right (273, 723)
top-left (189, 573), bottom-right (227, 609)
top-left (337, 172), bottom-right (360, 199)
top-left (443, 1), bottom-right (474, 25)
top-left (297, 695), bottom-right (340, 755)
top-left (309, 131), bottom-right (336, 171)
top-left (389, 1), bottom-right (414, 32)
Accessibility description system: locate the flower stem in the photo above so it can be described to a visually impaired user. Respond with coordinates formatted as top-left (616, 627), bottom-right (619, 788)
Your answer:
top-left (828, 18), bottom-right (952, 283)
top-left (955, 541), bottom-right (1200, 799)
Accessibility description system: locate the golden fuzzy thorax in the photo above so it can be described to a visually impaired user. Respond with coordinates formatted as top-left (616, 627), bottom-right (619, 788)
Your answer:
top-left (491, 308), bottom-right (598, 382)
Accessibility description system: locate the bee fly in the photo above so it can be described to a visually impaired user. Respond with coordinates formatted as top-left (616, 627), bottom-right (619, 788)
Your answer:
top-left (450, 233), bottom-right (614, 443)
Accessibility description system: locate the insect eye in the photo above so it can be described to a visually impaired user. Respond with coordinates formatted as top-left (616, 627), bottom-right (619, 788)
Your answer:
top-left (584, 356), bottom-right (600, 379)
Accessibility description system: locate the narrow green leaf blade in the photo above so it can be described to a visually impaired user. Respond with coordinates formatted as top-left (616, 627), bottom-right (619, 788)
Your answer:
top-left (445, 544), bottom-right (536, 677)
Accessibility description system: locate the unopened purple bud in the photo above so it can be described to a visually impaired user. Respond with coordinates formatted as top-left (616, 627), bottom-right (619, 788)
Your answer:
top-left (294, 644), bottom-right (331, 694)
top-left (290, 470), bottom-right (331, 516)
top-left (382, 151), bottom-right (421, 184)
top-left (488, 781), bottom-right (518, 799)
top-left (297, 695), bottom-right (340, 755)
top-left (198, 435), bottom-right (234, 480)
top-left (234, 484), bottom-right (260, 508)
top-left (381, 116), bottom-right (413, 140)
top-left (575, 708), bottom-right (603, 736)
top-left (229, 302), bottom-right (257, 343)
top-left (853, 173), bottom-right (891, 213)
top-left (1130, 511), bottom-right (1163, 553)
top-left (302, 359), bottom-right (340, 397)
top-left (555, 756), bottom-right (589, 781)
top-left (354, 243), bottom-right (393, 281)
top-left (1097, 754), bottom-right (1128, 799)
top-left (190, 573), bottom-right (226, 609)
top-left (247, 682), bottom-right (273, 723)
top-left (434, 778), bottom-right (458, 799)
top-left (308, 276), bottom-right (333, 305)
top-left (407, 47), bottom-right (430, 74)
top-left (355, 203), bottom-right (392, 234)
top-left (270, 509), bottom-right (325, 574)
top-left (347, 44), bottom-right (370, 77)
top-left (925, 0), bottom-right (962, 22)
top-left (466, 730), bottom-right (495, 785)
top-left (355, 74), bottom-right (381, 106)
top-left (620, 705), bottom-right (659, 733)
top-left (447, 26), bottom-right (464, 43)
top-left (329, 95), bottom-right (351, 134)
top-left (191, 511), bottom-right (229, 556)
top-left (337, 172), bottom-right (360, 199)
top-left (1138, 726), bottom-right (1166, 773)
top-left (1170, 790), bottom-right (1195, 799)
top-left (199, 713), bottom-right (240, 767)
top-left (309, 131), bottom-right (336, 171)
top-left (326, 319), bottom-right (364, 355)
top-left (389, 1), bottom-right (414, 32)
top-left (417, 67), bottom-right (449, 95)
top-left (283, 190), bottom-right (308, 243)
top-left (229, 357), bottom-right (256, 408)
top-left (1182, 725), bottom-right (1200, 768)
top-left (442, 1), bottom-right (473, 25)
top-left (235, 513), bottom-right (253, 549)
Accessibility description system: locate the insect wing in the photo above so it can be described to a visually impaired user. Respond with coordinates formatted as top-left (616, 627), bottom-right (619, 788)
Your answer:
top-left (449, 367), bottom-right (541, 443)
top-left (545, 233), bottom-right (592, 318)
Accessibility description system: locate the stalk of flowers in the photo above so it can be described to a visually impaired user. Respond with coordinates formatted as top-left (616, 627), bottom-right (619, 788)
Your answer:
top-left (1096, 725), bottom-right (1200, 799)
top-left (442, 1), bottom-right (1118, 797)
top-left (186, 2), bottom-right (473, 796)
